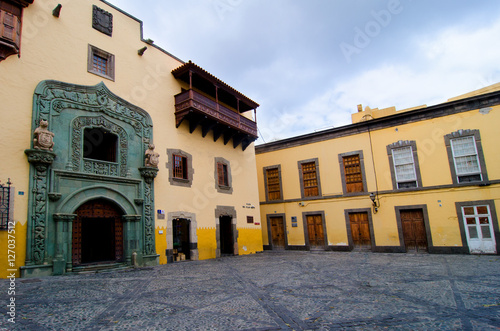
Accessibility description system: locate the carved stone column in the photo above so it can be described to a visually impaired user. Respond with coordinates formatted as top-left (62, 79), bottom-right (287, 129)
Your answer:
top-left (24, 149), bottom-right (56, 266)
top-left (52, 213), bottom-right (76, 275)
top-left (122, 215), bottom-right (141, 265)
top-left (139, 167), bottom-right (159, 263)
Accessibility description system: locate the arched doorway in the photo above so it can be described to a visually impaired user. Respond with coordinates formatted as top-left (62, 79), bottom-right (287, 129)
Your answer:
top-left (72, 199), bottom-right (124, 266)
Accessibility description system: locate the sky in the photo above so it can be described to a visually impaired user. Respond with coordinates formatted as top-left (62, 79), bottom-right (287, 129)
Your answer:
top-left (109, 0), bottom-right (500, 144)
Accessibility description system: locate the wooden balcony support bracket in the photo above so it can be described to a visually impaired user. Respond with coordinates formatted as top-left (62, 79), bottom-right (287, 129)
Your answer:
top-left (223, 128), bottom-right (236, 145)
top-left (189, 113), bottom-right (203, 133)
top-left (213, 125), bottom-right (225, 143)
top-left (202, 120), bottom-right (218, 138)
top-left (233, 133), bottom-right (245, 149)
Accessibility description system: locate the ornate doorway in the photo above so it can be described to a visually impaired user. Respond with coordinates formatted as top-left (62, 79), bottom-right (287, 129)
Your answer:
top-left (72, 199), bottom-right (123, 265)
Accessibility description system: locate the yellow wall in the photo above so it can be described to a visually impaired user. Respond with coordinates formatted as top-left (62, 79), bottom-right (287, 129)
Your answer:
top-left (0, 0), bottom-right (262, 277)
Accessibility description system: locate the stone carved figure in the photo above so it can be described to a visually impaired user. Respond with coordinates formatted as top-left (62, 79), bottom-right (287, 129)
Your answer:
top-left (33, 120), bottom-right (55, 151)
top-left (144, 144), bottom-right (159, 168)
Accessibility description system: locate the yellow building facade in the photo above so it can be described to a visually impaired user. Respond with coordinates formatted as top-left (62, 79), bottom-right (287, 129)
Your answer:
top-left (256, 86), bottom-right (500, 255)
top-left (0, 0), bottom-right (262, 278)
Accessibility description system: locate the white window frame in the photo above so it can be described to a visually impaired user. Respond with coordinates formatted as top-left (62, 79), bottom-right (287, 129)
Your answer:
top-left (392, 146), bottom-right (418, 188)
top-left (450, 136), bottom-right (482, 182)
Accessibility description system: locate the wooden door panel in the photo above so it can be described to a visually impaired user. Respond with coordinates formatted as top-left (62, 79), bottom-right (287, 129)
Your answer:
top-left (400, 209), bottom-right (427, 252)
top-left (270, 216), bottom-right (285, 248)
top-left (307, 215), bottom-right (324, 248)
top-left (349, 212), bottom-right (371, 249)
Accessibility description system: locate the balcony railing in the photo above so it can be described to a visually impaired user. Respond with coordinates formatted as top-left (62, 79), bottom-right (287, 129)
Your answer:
top-left (174, 89), bottom-right (258, 142)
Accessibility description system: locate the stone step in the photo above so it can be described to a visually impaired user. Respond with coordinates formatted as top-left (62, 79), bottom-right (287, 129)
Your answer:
top-left (72, 262), bottom-right (131, 274)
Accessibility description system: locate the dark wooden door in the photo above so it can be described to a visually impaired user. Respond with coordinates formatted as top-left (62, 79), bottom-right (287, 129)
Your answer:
top-left (220, 216), bottom-right (234, 255)
top-left (349, 212), bottom-right (371, 249)
top-left (307, 215), bottom-right (324, 248)
top-left (270, 216), bottom-right (285, 249)
top-left (72, 199), bottom-right (123, 265)
top-left (401, 209), bottom-right (428, 252)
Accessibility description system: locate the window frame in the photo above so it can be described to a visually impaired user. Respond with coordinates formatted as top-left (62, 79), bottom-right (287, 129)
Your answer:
top-left (338, 150), bottom-right (367, 195)
top-left (297, 158), bottom-right (321, 199)
top-left (263, 165), bottom-right (283, 202)
top-left (444, 130), bottom-right (488, 185)
top-left (387, 140), bottom-right (423, 190)
top-left (166, 149), bottom-right (194, 188)
top-left (214, 157), bottom-right (232, 194)
top-left (87, 44), bottom-right (115, 81)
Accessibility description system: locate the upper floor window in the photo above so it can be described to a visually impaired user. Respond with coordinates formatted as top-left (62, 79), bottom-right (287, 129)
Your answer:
top-left (444, 130), bottom-right (488, 185)
top-left (264, 165), bottom-right (282, 201)
top-left (298, 158), bottom-right (321, 198)
top-left (215, 157), bottom-right (232, 194)
top-left (88, 44), bottom-right (115, 81)
top-left (173, 154), bottom-right (188, 179)
top-left (83, 127), bottom-right (117, 163)
top-left (387, 141), bottom-right (422, 190)
top-left (217, 162), bottom-right (228, 186)
top-left (339, 151), bottom-right (367, 194)
top-left (166, 149), bottom-right (194, 188)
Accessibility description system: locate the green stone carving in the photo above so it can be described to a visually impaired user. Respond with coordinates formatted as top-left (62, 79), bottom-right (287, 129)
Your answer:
top-left (23, 80), bottom-right (158, 277)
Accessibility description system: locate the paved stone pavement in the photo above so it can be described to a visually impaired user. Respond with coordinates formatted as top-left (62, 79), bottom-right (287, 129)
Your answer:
top-left (1, 251), bottom-right (499, 330)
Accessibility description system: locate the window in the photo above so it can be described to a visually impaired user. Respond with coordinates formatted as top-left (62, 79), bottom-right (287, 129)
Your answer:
top-left (173, 154), bottom-right (188, 179)
top-left (0, 0), bottom-right (26, 62)
top-left (264, 165), bottom-right (282, 201)
top-left (339, 151), bottom-right (367, 194)
top-left (444, 130), bottom-right (488, 185)
top-left (217, 162), bottom-right (228, 186)
top-left (298, 158), bottom-right (321, 198)
top-left (166, 149), bottom-right (194, 187)
top-left (451, 136), bottom-right (481, 182)
top-left (214, 157), bottom-right (232, 194)
top-left (88, 44), bottom-right (115, 81)
top-left (387, 141), bottom-right (422, 190)
top-left (83, 127), bottom-right (117, 162)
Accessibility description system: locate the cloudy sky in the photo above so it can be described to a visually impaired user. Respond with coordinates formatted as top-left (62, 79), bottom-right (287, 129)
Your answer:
top-left (109, 0), bottom-right (500, 144)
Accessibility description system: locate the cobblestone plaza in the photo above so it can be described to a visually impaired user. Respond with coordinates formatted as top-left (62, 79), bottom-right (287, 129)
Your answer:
top-left (1, 251), bottom-right (499, 330)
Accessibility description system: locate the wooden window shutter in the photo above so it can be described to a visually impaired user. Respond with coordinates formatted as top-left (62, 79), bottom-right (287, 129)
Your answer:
top-left (343, 155), bottom-right (363, 193)
top-left (266, 168), bottom-right (281, 200)
top-left (217, 162), bottom-right (226, 186)
top-left (301, 162), bottom-right (319, 197)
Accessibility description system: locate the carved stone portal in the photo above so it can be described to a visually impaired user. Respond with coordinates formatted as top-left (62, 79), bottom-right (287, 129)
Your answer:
top-left (33, 120), bottom-right (54, 151)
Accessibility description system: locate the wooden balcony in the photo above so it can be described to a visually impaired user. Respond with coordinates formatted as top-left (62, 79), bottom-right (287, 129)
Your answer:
top-left (174, 89), bottom-right (258, 150)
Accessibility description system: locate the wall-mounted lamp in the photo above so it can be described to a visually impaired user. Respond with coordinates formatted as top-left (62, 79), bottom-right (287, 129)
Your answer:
top-left (369, 192), bottom-right (380, 213)
top-left (138, 46), bottom-right (147, 56)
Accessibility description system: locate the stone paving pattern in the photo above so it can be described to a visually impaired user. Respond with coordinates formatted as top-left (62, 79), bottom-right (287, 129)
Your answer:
top-left (1, 251), bottom-right (499, 330)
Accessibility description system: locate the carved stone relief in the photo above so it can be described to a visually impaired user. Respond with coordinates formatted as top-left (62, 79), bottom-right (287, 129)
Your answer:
top-left (92, 5), bottom-right (113, 36)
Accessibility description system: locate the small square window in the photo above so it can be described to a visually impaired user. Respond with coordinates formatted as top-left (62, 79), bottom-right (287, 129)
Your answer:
top-left (88, 44), bottom-right (115, 81)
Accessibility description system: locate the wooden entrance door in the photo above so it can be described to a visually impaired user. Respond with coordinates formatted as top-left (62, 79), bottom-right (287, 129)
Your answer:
top-left (306, 214), bottom-right (324, 249)
top-left (400, 209), bottom-right (428, 252)
top-left (270, 216), bottom-right (285, 249)
top-left (349, 212), bottom-right (371, 250)
top-left (73, 199), bottom-right (123, 265)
